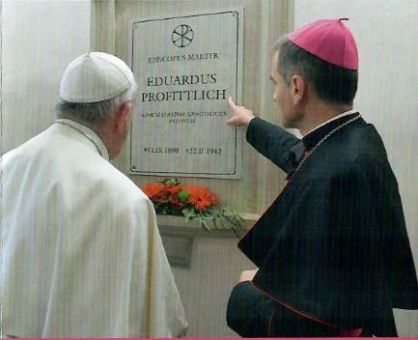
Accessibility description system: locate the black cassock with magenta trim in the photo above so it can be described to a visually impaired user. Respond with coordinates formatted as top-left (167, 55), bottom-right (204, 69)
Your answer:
top-left (227, 114), bottom-right (418, 337)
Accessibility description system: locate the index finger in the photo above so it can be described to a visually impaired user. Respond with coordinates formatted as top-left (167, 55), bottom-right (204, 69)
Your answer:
top-left (228, 96), bottom-right (237, 108)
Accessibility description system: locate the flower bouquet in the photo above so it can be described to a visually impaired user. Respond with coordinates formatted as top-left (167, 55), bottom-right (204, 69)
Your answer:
top-left (143, 178), bottom-right (243, 231)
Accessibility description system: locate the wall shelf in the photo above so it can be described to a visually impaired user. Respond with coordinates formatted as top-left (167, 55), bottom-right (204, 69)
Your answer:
top-left (157, 213), bottom-right (260, 267)
top-left (157, 212), bottom-right (259, 238)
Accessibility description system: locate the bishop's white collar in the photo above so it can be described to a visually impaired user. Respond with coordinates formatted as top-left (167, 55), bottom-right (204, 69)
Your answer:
top-left (55, 119), bottom-right (110, 161)
top-left (304, 109), bottom-right (357, 137)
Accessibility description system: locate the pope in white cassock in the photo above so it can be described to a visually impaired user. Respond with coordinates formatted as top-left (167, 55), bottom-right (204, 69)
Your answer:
top-left (1, 52), bottom-right (188, 337)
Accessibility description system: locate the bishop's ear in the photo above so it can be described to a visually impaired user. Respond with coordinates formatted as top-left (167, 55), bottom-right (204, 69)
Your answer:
top-left (290, 74), bottom-right (306, 105)
top-left (114, 102), bottom-right (133, 134)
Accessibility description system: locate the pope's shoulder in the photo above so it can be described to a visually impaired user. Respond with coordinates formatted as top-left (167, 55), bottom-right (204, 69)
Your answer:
top-left (1, 124), bottom-right (150, 206)
top-left (93, 158), bottom-right (149, 203)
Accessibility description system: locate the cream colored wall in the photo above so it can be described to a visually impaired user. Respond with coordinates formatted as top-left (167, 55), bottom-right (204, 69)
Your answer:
top-left (93, 0), bottom-right (292, 214)
top-left (1, 0), bottom-right (290, 336)
top-left (6, 0), bottom-right (415, 336)
top-left (91, 1), bottom-right (293, 336)
top-left (171, 234), bottom-right (255, 337)
top-left (1, 0), bottom-right (91, 154)
top-left (294, 0), bottom-right (418, 335)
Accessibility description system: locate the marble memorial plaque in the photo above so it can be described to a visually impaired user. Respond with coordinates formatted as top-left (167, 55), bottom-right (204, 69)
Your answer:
top-left (130, 9), bottom-right (243, 178)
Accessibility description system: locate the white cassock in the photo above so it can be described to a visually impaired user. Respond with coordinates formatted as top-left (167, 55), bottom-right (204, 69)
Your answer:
top-left (1, 119), bottom-right (188, 337)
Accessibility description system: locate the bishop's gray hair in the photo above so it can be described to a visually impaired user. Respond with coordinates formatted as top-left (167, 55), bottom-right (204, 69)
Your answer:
top-left (55, 83), bottom-right (138, 125)
top-left (273, 35), bottom-right (358, 106)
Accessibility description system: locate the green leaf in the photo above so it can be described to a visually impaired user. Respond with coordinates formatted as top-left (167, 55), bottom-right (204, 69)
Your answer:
top-left (182, 207), bottom-right (196, 219)
top-left (161, 178), bottom-right (180, 185)
top-left (200, 217), bottom-right (210, 231)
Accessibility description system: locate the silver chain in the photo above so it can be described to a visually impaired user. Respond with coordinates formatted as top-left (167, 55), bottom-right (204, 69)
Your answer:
top-left (56, 120), bottom-right (104, 157)
top-left (294, 114), bottom-right (361, 174)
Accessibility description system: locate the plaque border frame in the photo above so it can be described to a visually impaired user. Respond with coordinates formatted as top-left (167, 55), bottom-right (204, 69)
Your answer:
top-left (128, 8), bottom-right (244, 179)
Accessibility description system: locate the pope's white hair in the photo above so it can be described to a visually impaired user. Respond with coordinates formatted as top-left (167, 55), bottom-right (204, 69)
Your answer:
top-left (55, 82), bottom-right (138, 125)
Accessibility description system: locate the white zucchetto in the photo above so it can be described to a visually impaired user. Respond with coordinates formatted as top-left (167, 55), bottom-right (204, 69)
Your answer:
top-left (59, 52), bottom-right (135, 103)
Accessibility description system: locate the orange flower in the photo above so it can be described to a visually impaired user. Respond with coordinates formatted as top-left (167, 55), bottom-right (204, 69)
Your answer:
top-left (184, 185), bottom-right (219, 211)
top-left (167, 185), bottom-right (181, 195)
top-left (210, 194), bottom-right (220, 205)
top-left (153, 191), bottom-right (168, 203)
top-left (143, 182), bottom-right (166, 198)
top-left (170, 197), bottom-right (186, 209)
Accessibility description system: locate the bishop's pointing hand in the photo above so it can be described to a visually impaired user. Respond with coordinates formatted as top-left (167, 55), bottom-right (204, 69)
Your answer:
top-left (226, 96), bottom-right (255, 127)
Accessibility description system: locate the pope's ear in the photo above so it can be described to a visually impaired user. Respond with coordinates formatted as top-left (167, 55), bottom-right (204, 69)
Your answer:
top-left (114, 102), bottom-right (132, 133)
top-left (290, 74), bottom-right (306, 105)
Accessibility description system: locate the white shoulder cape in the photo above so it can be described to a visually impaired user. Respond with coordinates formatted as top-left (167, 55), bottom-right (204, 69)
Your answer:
top-left (1, 122), bottom-right (188, 337)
